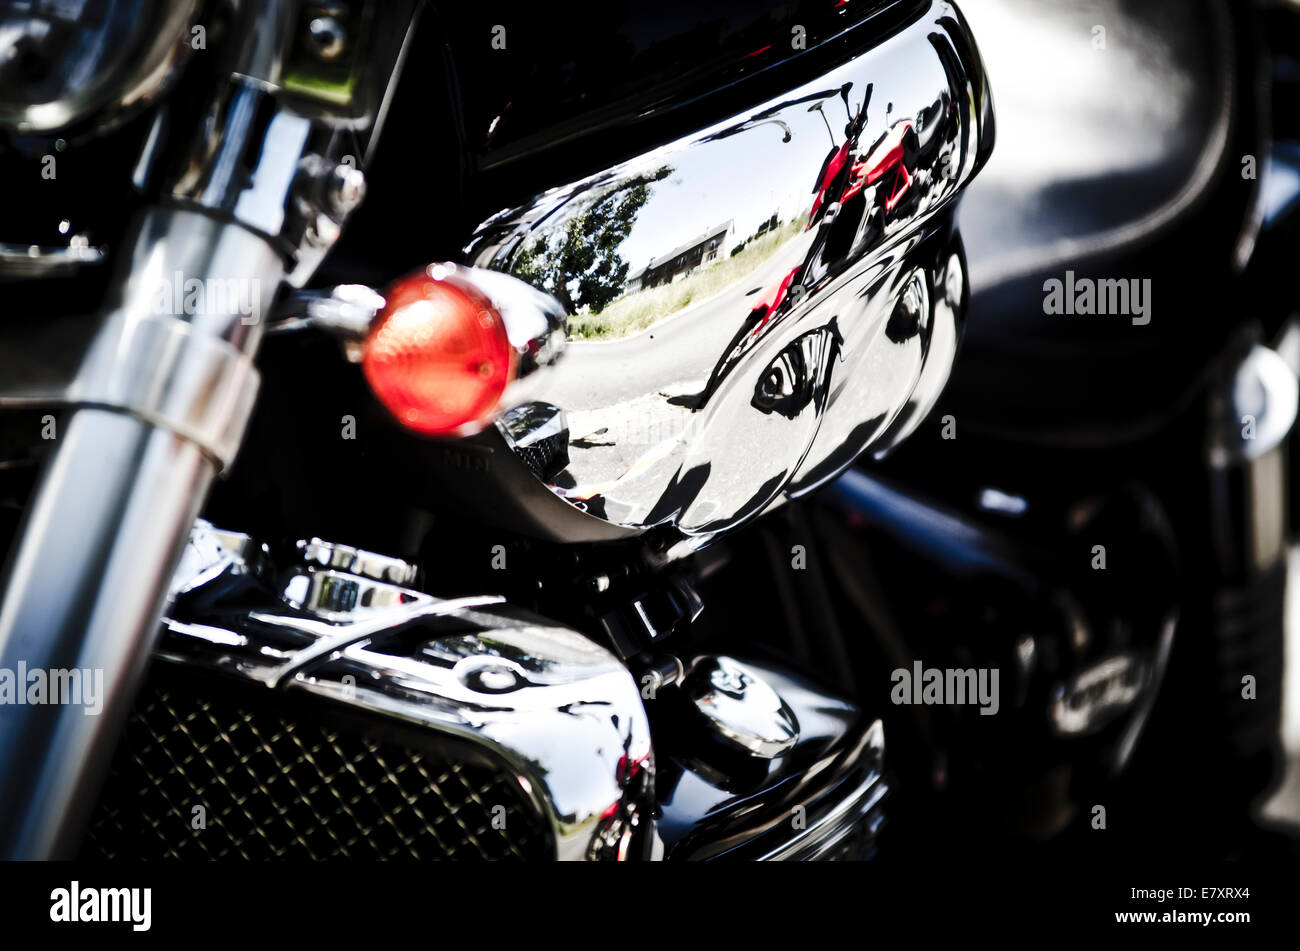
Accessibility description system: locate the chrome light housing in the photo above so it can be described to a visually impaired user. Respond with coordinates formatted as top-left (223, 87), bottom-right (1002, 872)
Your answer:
top-left (0, 0), bottom-right (197, 135)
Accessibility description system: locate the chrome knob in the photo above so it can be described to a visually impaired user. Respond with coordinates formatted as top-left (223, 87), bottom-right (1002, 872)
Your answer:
top-left (685, 656), bottom-right (799, 758)
top-left (308, 16), bottom-right (347, 62)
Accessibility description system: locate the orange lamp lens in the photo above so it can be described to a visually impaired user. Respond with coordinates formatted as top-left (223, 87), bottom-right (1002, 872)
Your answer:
top-left (363, 270), bottom-right (514, 436)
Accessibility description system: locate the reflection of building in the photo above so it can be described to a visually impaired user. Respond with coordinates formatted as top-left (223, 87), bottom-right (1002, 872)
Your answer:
top-left (628, 219), bottom-right (734, 291)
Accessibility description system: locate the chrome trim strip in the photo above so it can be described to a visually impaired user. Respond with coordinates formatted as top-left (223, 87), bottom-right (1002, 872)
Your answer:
top-left (758, 719), bottom-right (887, 860)
top-left (263, 594), bottom-right (506, 687)
top-left (759, 773), bottom-right (888, 861)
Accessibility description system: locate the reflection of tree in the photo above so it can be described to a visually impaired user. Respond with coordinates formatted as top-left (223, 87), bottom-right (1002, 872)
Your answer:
top-left (514, 167), bottom-right (670, 315)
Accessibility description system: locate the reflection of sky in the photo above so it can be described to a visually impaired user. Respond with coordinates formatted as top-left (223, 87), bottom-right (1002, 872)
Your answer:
top-left (612, 34), bottom-right (951, 276)
top-left (618, 121), bottom-right (828, 271)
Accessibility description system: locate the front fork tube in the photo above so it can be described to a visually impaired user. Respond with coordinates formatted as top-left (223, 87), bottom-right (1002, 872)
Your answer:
top-left (0, 208), bottom-right (281, 858)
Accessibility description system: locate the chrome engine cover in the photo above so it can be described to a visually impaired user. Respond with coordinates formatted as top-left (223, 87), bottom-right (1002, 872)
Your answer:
top-left (464, 0), bottom-right (993, 539)
top-left (95, 523), bottom-right (889, 861)
top-left (151, 524), bottom-right (655, 861)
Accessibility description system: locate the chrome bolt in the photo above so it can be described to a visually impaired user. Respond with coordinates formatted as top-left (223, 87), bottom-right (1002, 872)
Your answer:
top-left (328, 164), bottom-right (367, 217)
top-left (308, 16), bottom-right (347, 62)
top-left (464, 664), bottom-right (523, 693)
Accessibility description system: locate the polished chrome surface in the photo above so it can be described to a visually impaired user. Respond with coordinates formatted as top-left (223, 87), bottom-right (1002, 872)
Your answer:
top-left (463, 0), bottom-right (992, 538)
top-left (296, 537), bottom-right (419, 586)
top-left (171, 521), bottom-right (267, 596)
top-left (1208, 344), bottom-right (1300, 466)
top-left (74, 211), bottom-right (276, 466)
top-left (0, 204), bottom-right (285, 858)
top-left (0, 209), bottom-right (278, 468)
top-left (757, 718), bottom-right (886, 861)
top-left (0, 0), bottom-right (198, 135)
top-left (497, 402), bottom-right (571, 481)
top-left (658, 657), bottom-right (887, 861)
top-left (0, 410), bottom-right (213, 859)
top-left (1049, 653), bottom-right (1151, 737)
top-left (869, 251), bottom-right (965, 459)
top-left (164, 3), bottom-right (420, 285)
top-left (266, 283), bottom-right (386, 362)
top-left (167, 75), bottom-right (363, 286)
top-left (157, 522), bottom-right (656, 861)
top-left (294, 612), bottom-right (654, 861)
top-left (166, 523), bottom-right (496, 686)
top-left (1207, 343), bottom-right (1298, 574)
top-left (685, 656), bottom-right (800, 758)
top-left (280, 567), bottom-right (423, 618)
top-left (307, 14), bottom-right (348, 63)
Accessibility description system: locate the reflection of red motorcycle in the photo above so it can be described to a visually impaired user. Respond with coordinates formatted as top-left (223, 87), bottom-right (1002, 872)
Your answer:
top-left (726, 116), bottom-right (922, 390)
top-left (850, 120), bottom-right (916, 212)
top-left (809, 119), bottom-right (917, 224)
top-left (749, 266), bottom-right (802, 332)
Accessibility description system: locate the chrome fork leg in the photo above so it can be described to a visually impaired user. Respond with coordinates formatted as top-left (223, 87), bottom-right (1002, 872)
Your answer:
top-left (0, 208), bottom-right (281, 858)
top-left (0, 412), bottom-right (213, 858)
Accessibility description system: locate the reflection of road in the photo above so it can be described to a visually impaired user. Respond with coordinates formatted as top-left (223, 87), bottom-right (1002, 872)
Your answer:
top-left (546, 237), bottom-right (811, 410)
top-left (539, 237), bottom-right (813, 501)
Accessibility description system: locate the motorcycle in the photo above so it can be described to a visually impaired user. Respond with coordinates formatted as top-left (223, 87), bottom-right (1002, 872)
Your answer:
top-left (0, 0), bottom-right (1295, 865)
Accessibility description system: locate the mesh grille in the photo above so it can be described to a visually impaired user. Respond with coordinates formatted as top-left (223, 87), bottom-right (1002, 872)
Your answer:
top-left (514, 431), bottom-right (568, 482)
top-left (81, 673), bottom-right (551, 861)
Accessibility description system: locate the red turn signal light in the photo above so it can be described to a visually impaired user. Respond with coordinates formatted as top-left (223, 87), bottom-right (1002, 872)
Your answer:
top-left (363, 266), bottom-right (515, 436)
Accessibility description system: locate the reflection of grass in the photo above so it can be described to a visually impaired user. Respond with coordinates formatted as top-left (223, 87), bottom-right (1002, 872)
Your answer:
top-left (569, 220), bottom-right (803, 340)
top-left (283, 72), bottom-right (356, 106)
